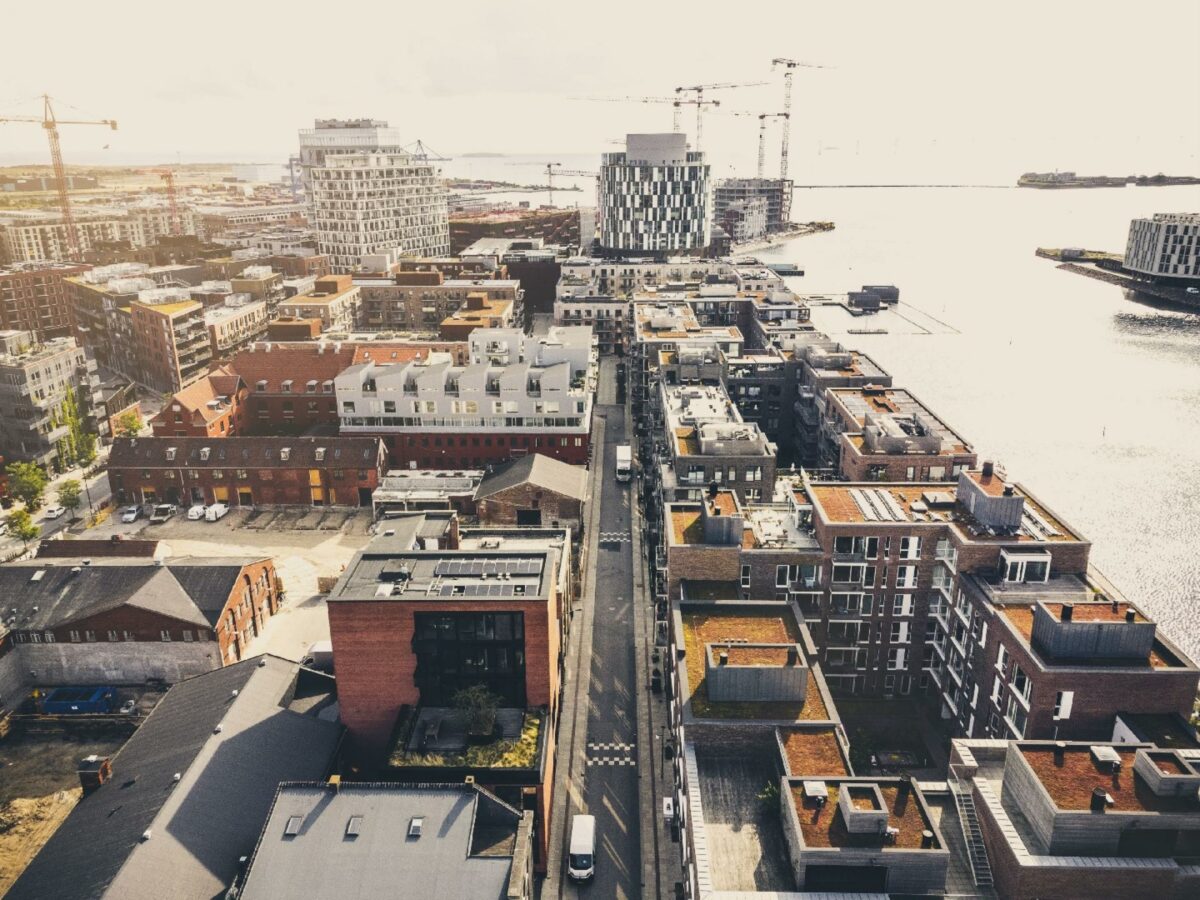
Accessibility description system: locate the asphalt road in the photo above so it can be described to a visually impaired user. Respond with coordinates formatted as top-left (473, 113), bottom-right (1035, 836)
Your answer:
top-left (1, 468), bottom-right (112, 553)
top-left (577, 404), bottom-right (640, 898)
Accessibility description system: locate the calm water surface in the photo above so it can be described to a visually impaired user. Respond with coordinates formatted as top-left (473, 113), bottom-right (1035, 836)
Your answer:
top-left (756, 185), bottom-right (1200, 657)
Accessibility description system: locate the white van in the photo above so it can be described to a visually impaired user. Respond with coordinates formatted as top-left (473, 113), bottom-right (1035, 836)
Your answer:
top-left (567, 813), bottom-right (595, 881)
top-left (615, 444), bottom-right (632, 482)
top-left (205, 502), bottom-right (229, 521)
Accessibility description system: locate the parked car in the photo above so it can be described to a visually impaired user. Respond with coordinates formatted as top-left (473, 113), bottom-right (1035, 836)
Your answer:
top-left (43, 505), bottom-right (66, 520)
top-left (187, 504), bottom-right (208, 520)
top-left (149, 503), bottom-right (177, 524)
top-left (120, 505), bottom-right (142, 523)
top-left (205, 502), bottom-right (229, 521)
top-left (1187, 287), bottom-right (1200, 294)
top-left (301, 640), bottom-right (334, 673)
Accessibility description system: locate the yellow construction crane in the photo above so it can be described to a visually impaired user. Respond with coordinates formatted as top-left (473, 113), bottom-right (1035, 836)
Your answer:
top-left (0, 94), bottom-right (117, 259)
top-left (673, 81), bottom-right (768, 150)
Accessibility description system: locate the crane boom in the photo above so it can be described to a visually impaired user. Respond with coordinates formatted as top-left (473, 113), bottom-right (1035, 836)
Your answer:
top-left (772, 59), bottom-right (828, 181)
top-left (674, 81), bottom-right (767, 150)
top-left (0, 95), bottom-right (118, 259)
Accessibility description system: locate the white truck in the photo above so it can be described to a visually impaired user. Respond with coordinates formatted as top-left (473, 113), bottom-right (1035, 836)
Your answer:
top-left (615, 444), bottom-right (632, 482)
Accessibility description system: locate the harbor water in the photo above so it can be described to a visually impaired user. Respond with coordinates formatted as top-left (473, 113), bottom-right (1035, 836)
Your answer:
top-left (757, 185), bottom-right (1200, 658)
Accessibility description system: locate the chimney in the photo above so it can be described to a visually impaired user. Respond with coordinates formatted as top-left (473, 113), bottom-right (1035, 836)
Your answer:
top-left (981, 460), bottom-right (994, 478)
top-left (718, 650), bottom-right (728, 666)
top-left (921, 830), bottom-right (935, 849)
top-left (1060, 603), bottom-right (1074, 622)
top-left (1125, 609), bottom-right (1136, 623)
top-left (787, 646), bottom-right (799, 666)
top-left (78, 755), bottom-right (112, 796)
top-left (898, 773), bottom-right (913, 799)
top-left (1054, 741), bottom-right (1067, 764)
top-left (1002, 485), bottom-right (1015, 497)
top-left (708, 481), bottom-right (719, 498)
top-left (1090, 786), bottom-right (1108, 813)
top-left (1110, 597), bottom-right (1119, 613)
top-left (328, 774), bottom-right (341, 793)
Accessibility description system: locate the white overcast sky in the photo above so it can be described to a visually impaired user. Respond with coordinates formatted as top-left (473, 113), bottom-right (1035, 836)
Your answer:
top-left (1, 0), bottom-right (1197, 182)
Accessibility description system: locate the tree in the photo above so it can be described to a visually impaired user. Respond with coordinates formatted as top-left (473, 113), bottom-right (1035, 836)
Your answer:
top-left (5, 508), bottom-right (40, 548)
top-left (58, 479), bottom-right (83, 518)
top-left (453, 684), bottom-right (500, 737)
top-left (6, 462), bottom-right (48, 511)
top-left (76, 431), bottom-right (97, 467)
top-left (113, 409), bottom-right (143, 438)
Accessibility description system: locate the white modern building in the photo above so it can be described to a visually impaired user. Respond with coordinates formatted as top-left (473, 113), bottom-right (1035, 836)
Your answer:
top-left (1125, 212), bottom-right (1200, 280)
top-left (598, 133), bottom-right (711, 258)
top-left (296, 118), bottom-right (409, 190)
top-left (308, 151), bottom-right (450, 272)
top-left (335, 325), bottom-right (596, 468)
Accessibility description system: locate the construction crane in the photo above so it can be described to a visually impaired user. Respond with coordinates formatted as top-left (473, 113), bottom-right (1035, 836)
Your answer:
top-left (673, 81), bottom-right (768, 150)
top-left (159, 170), bottom-right (182, 236)
top-left (722, 111), bottom-right (790, 178)
top-left (544, 163), bottom-right (597, 207)
top-left (578, 96), bottom-right (719, 138)
top-left (0, 94), bottom-right (117, 259)
top-left (771, 59), bottom-right (828, 181)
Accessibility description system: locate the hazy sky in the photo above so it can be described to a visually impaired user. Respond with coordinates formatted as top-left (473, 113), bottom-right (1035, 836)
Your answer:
top-left (2, 0), bottom-right (1197, 182)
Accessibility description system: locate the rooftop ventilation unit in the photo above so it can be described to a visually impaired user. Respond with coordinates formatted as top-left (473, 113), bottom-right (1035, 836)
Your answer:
top-left (408, 816), bottom-right (424, 838)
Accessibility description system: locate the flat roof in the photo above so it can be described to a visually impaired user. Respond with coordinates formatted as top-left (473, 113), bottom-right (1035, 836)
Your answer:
top-left (779, 726), bottom-right (852, 778)
top-left (998, 604), bottom-right (1184, 669)
top-left (790, 781), bottom-right (939, 850)
top-left (681, 609), bottom-right (828, 721)
top-left (1020, 746), bottom-right (1200, 813)
top-left (331, 550), bottom-right (552, 602)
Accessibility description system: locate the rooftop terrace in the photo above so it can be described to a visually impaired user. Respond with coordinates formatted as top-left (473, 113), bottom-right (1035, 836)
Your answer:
top-left (1019, 745), bottom-right (1200, 813)
top-left (779, 726), bottom-right (852, 778)
top-left (790, 781), bottom-right (939, 850)
top-left (680, 609), bottom-right (828, 721)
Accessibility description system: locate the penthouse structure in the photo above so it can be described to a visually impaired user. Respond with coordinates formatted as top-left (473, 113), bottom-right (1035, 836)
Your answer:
top-left (308, 150), bottom-right (450, 270)
top-left (326, 516), bottom-right (573, 871)
top-left (1124, 212), bottom-right (1200, 281)
top-left (277, 274), bottom-right (361, 332)
top-left (0, 261), bottom-right (90, 338)
top-left (820, 385), bottom-right (977, 482)
top-left (335, 326), bottom-right (596, 468)
top-left (205, 296), bottom-right (268, 357)
top-left (599, 133), bottom-right (711, 258)
top-left (950, 737), bottom-right (1200, 898)
top-left (654, 382), bottom-right (777, 503)
top-left (0, 330), bottom-right (105, 467)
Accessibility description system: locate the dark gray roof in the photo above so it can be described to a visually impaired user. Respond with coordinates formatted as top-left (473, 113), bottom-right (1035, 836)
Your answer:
top-left (0, 562), bottom-right (207, 631)
top-left (239, 782), bottom-right (526, 900)
top-left (0, 557), bottom-right (266, 632)
top-left (7, 656), bottom-right (342, 900)
top-left (475, 453), bottom-right (587, 502)
top-left (164, 557), bottom-right (265, 626)
top-left (108, 435), bottom-right (384, 470)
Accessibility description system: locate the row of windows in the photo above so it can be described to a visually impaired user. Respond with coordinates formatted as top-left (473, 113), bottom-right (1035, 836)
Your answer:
top-left (14, 628), bottom-right (209, 644)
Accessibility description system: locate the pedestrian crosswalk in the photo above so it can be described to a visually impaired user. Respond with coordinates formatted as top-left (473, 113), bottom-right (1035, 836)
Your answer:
top-left (586, 741), bottom-right (637, 767)
top-left (599, 532), bottom-right (631, 543)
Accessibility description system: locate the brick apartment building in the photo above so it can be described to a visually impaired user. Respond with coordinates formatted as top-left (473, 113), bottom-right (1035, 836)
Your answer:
top-left (326, 514), bottom-right (572, 872)
top-left (151, 365), bottom-right (248, 437)
top-left (277, 274), bottom-right (361, 332)
top-left (0, 261), bottom-right (90, 339)
top-left (0, 554), bottom-right (280, 694)
top-left (107, 435), bottom-right (386, 508)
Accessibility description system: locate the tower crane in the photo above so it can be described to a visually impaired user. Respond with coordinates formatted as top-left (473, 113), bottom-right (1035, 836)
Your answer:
top-left (544, 163), bottom-right (597, 207)
top-left (159, 170), bottom-right (182, 237)
top-left (771, 59), bottom-right (828, 181)
top-left (578, 96), bottom-right (719, 139)
top-left (0, 94), bottom-right (117, 259)
top-left (722, 111), bottom-right (790, 178)
top-left (673, 81), bottom-right (768, 150)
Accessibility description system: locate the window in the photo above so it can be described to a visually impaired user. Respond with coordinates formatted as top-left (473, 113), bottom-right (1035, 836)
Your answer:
top-left (182, 630), bottom-right (194, 642)
top-left (832, 564), bottom-right (865, 584)
top-left (160, 630), bottom-right (172, 642)
top-left (1002, 550), bottom-right (1051, 584)
top-left (899, 536), bottom-right (921, 559)
top-left (996, 644), bottom-right (1009, 674)
top-left (740, 565), bottom-right (751, 589)
top-left (895, 565), bottom-right (918, 588)
top-left (991, 675), bottom-right (1003, 703)
top-left (85, 630), bottom-right (96, 642)
top-left (69, 629), bottom-right (81, 642)
top-left (1011, 664), bottom-right (1030, 703)
top-left (890, 621), bottom-right (910, 644)
top-left (887, 648), bottom-right (907, 670)
top-left (892, 594), bottom-right (914, 616)
top-left (776, 565), bottom-right (790, 588)
top-left (1053, 690), bottom-right (1074, 720)
top-left (107, 630), bottom-right (118, 642)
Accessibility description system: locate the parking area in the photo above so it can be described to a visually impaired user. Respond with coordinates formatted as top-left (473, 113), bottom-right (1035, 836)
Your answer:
top-left (74, 506), bottom-right (376, 664)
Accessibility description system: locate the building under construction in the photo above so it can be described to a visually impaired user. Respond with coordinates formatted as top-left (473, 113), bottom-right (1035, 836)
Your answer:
top-left (713, 177), bottom-right (793, 235)
top-left (449, 206), bottom-right (580, 255)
